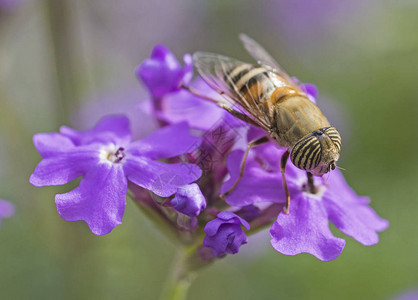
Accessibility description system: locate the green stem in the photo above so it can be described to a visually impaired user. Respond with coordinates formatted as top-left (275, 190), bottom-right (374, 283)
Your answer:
top-left (127, 190), bottom-right (182, 246)
top-left (127, 189), bottom-right (213, 299)
top-left (159, 247), bottom-right (198, 300)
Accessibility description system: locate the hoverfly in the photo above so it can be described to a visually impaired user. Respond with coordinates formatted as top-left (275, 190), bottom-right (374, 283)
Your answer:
top-left (189, 34), bottom-right (342, 213)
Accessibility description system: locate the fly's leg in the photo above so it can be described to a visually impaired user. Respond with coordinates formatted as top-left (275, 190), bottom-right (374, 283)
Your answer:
top-left (281, 150), bottom-right (290, 214)
top-left (181, 85), bottom-right (260, 127)
top-left (181, 85), bottom-right (219, 104)
top-left (306, 172), bottom-right (317, 194)
top-left (218, 104), bottom-right (260, 127)
top-left (220, 136), bottom-right (270, 199)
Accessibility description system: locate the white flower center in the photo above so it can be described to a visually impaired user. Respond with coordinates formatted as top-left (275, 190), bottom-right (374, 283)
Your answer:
top-left (297, 176), bottom-right (327, 201)
top-left (99, 144), bottom-right (126, 164)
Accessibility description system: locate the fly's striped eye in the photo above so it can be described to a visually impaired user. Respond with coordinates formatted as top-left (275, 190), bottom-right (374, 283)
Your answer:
top-left (290, 134), bottom-right (322, 171)
top-left (324, 127), bottom-right (342, 153)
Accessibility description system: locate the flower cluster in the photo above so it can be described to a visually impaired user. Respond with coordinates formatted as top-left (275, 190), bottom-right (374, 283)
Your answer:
top-left (30, 117), bottom-right (201, 235)
top-left (222, 133), bottom-right (388, 261)
top-left (30, 43), bottom-right (388, 261)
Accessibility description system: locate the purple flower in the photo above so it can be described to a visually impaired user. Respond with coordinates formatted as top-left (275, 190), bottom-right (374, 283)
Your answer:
top-left (137, 45), bottom-right (245, 131)
top-left (0, 199), bottom-right (14, 226)
top-left (136, 45), bottom-right (193, 100)
top-left (30, 116), bottom-right (202, 235)
top-left (292, 77), bottom-right (318, 104)
top-left (203, 211), bottom-right (250, 257)
top-left (300, 82), bottom-right (318, 100)
top-left (171, 183), bottom-right (206, 217)
top-left (222, 142), bottom-right (388, 261)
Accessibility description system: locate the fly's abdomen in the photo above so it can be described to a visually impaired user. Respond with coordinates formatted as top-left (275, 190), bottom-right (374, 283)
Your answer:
top-left (225, 64), bottom-right (287, 107)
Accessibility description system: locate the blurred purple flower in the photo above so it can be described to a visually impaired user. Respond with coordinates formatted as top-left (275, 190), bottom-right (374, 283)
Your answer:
top-left (300, 83), bottom-right (318, 100)
top-left (30, 116), bottom-right (202, 235)
top-left (72, 86), bottom-right (157, 141)
top-left (269, 0), bottom-right (363, 53)
top-left (392, 289), bottom-right (418, 300)
top-left (203, 211), bottom-right (250, 257)
top-left (171, 183), bottom-right (206, 217)
top-left (222, 142), bottom-right (388, 261)
top-left (0, 0), bottom-right (28, 11)
top-left (82, 0), bottom-right (204, 61)
top-left (0, 199), bottom-right (14, 226)
top-left (292, 77), bottom-right (318, 104)
top-left (136, 45), bottom-right (193, 101)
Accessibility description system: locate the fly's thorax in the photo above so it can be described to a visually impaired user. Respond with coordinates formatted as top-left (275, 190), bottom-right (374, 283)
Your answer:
top-left (271, 95), bottom-right (330, 148)
top-left (290, 127), bottom-right (342, 176)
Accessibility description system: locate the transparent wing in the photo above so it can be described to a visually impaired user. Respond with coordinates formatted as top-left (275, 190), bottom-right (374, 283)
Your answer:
top-left (239, 33), bottom-right (300, 88)
top-left (193, 51), bottom-right (272, 130)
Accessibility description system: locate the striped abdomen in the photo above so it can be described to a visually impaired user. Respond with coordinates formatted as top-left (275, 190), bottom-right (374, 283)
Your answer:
top-left (290, 127), bottom-right (342, 172)
top-left (224, 64), bottom-right (288, 108)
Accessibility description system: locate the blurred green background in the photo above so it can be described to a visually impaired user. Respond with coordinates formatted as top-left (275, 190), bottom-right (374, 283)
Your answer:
top-left (1, 0), bottom-right (417, 299)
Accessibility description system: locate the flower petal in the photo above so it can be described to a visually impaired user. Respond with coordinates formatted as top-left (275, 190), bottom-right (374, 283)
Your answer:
top-left (300, 83), bottom-right (318, 99)
top-left (204, 211), bottom-right (250, 236)
top-left (181, 54), bottom-right (193, 86)
top-left (324, 187), bottom-right (389, 246)
top-left (128, 122), bottom-right (201, 159)
top-left (136, 45), bottom-right (191, 99)
top-left (355, 204), bottom-right (389, 232)
top-left (55, 163), bottom-right (127, 235)
top-left (322, 169), bottom-right (389, 244)
top-left (270, 194), bottom-right (346, 261)
top-left (60, 115), bottom-right (131, 146)
top-left (326, 170), bottom-right (368, 204)
top-left (203, 223), bottom-right (248, 257)
top-left (222, 150), bottom-right (288, 206)
top-left (124, 156), bottom-right (201, 197)
top-left (203, 211), bottom-right (249, 257)
top-left (171, 183), bottom-right (206, 217)
top-left (217, 211), bottom-right (250, 230)
top-left (33, 133), bottom-right (75, 158)
top-left (30, 146), bottom-right (98, 187)
top-left (323, 197), bottom-right (388, 246)
top-left (160, 79), bottom-right (226, 130)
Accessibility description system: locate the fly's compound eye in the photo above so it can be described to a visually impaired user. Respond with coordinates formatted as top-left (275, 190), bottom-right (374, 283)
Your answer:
top-left (324, 127), bottom-right (342, 153)
top-left (290, 135), bottom-right (322, 171)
